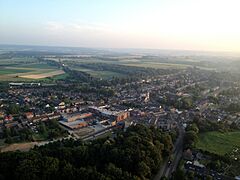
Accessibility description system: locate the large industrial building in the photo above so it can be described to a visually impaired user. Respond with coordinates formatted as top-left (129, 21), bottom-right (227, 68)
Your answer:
top-left (59, 113), bottom-right (93, 130)
top-left (59, 119), bottom-right (88, 130)
top-left (89, 106), bottom-right (130, 122)
top-left (59, 107), bottom-right (130, 130)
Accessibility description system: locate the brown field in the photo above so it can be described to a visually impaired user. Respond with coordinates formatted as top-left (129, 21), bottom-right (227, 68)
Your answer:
top-left (19, 70), bottom-right (65, 79)
top-left (0, 142), bottom-right (38, 152)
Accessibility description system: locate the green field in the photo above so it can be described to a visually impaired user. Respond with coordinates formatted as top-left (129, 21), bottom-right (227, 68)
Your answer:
top-left (69, 62), bottom-right (188, 79)
top-left (47, 56), bottom-right (195, 79)
top-left (73, 67), bottom-right (126, 79)
top-left (16, 63), bottom-right (58, 69)
top-left (0, 57), bottom-right (37, 66)
top-left (0, 68), bottom-right (33, 75)
top-left (122, 62), bottom-right (190, 69)
top-left (50, 73), bottom-right (69, 80)
top-left (52, 57), bottom-right (191, 70)
top-left (0, 56), bottom-right (203, 80)
top-left (0, 57), bottom-right (64, 81)
top-left (196, 131), bottom-right (240, 155)
top-left (66, 58), bottom-right (189, 79)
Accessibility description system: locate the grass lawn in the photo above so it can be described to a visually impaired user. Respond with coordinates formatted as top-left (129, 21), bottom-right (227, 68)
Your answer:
top-left (32, 133), bottom-right (47, 141)
top-left (196, 131), bottom-right (240, 155)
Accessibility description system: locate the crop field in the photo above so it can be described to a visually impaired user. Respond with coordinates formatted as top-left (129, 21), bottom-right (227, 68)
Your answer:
top-left (16, 63), bottom-right (58, 69)
top-left (19, 70), bottom-right (65, 79)
top-left (122, 62), bottom-right (190, 69)
top-left (45, 56), bottom-right (196, 79)
top-left (0, 68), bottom-right (32, 75)
top-left (50, 73), bottom-right (69, 80)
top-left (51, 57), bottom-right (191, 69)
top-left (0, 55), bottom-right (202, 80)
top-left (196, 131), bottom-right (240, 155)
top-left (73, 67), bottom-right (126, 79)
top-left (0, 58), bottom-right (64, 81)
top-left (0, 57), bottom-right (37, 66)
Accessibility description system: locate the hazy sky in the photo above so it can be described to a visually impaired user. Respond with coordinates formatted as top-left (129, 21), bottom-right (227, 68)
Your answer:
top-left (1, 0), bottom-right (240, 52)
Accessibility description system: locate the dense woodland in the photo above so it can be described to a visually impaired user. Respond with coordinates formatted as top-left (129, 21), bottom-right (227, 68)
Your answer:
top-left (0, 124), bottom-right (174, 180)
top-left (63, 62), bottom-right (177, 85)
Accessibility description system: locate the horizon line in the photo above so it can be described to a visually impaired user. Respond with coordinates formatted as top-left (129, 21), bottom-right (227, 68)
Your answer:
top-left (1, 43), bottom-right (240, 55)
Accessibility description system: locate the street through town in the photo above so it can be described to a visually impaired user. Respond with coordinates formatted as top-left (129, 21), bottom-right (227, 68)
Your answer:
top-left (153, 124), bottom-right (184, 180)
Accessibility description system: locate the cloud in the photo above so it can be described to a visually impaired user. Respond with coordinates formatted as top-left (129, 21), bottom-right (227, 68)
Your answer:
top-left (70, 22), bottom-right (111, 33)
top-left (44, 21), bottom-right (113, 35)
top-left (45, 21), bottom-right (64, 31)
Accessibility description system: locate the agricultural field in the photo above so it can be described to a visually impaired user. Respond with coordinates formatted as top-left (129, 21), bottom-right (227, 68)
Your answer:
top-left (57, 56), bottom-right (191, 79)
top-left (0, 57), bottom-right (64, 81)
top-left (50, 73), bottom-right (69, 80)
top-left (0, 68), bottom-right (32, 75)
top-left (19, 70), bottom-right (65, 79)
top-left (0, 54), bottom-right (211, 80)
top-left (52, 56), bottom-right (192, 69)
top-left (122, 62), bottom-right (190, 69)
top-left (196, 131), bottom-right (240, 155)
top-left (73, 67), bottom-right (126, 79)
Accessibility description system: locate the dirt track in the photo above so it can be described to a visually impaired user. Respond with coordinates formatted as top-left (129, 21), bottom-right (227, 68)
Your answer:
top-left (0, 142), bottom-right (38, 152)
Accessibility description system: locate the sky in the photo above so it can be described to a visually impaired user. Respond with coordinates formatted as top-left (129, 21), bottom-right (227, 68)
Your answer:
top-left (1, 0), bottom-right (240, 52)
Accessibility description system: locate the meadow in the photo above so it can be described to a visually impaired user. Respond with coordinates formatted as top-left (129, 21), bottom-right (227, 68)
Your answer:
top-left (196, 131), bottom-right (240, 155)
top-left (73, 67), bottom-right (126, 79)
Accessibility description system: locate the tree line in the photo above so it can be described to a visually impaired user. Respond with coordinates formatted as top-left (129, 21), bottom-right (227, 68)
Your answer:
top-left (0, 124), bottom-right (174, 180)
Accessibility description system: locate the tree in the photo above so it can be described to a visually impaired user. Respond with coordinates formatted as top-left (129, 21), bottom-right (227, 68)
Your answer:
top-left (186, 123), bottom-right (199, 134)
top-left (206, 175), bottom-right (213, 180)
top-left (0, 124), bottom-right (174, 180)
top-left (187, 171), bottom-right (195, 180)
top-left (172, 168), bottom-right (185, 180)
top-left (38, 122), bottom-right (47, 136)
top-left (161, 133), bottom-right (174, 156)
top-left (41, 157), bottom-right (59, 179)
top-left (184, 131), bottom-right (198, 147)
top-left (15, 159), bottom-right (40, 180)
top-left (61, 162), bottom-right (75, 180)
top-left (6, 104), bottom-right (20, 114)
top-left (137, 161), bottom-right (151, 178)
top-left (19, 128), bottom-right (33, 141)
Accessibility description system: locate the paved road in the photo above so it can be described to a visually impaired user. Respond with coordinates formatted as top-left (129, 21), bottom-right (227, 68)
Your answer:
top-left (153, 125), bottom-right (184, 180)
top-left (163, 132), bottom-right (184, 178)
